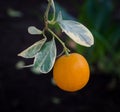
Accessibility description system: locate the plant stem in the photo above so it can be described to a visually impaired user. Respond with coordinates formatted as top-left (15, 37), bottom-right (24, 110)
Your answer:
top-left (44, 0), bottom-right (70, 56)
top-left (48, 28), bottom-right (70, 56)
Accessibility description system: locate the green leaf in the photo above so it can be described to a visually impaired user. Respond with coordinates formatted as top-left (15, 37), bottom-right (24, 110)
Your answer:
top-left (33, 38), bottom-right (56, 73)
top-left (28, 26), bottom-right (42, 35)
top-left (18, 38), bottom-right (46, 58)
top-left (57, 12), bottom-right (94, 47)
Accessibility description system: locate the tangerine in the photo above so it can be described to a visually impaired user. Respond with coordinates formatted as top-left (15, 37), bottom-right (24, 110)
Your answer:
top-left (53, 53), bottom-right (90, 92)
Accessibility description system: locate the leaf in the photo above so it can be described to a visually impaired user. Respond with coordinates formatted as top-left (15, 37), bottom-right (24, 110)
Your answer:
top-left (57, 12), bottom-right (94, 47)
top-left (48, 0), bottom-right (55, 10)
top-left (55, 4), bottom-right (75, 20)
top-left (56, 11), bottom-right (62, 22)
top-left (28, 26), bottom-right (42, 35)
top-left (18, 38), bottom-right (46, 58)
top-left (33, 38), bottom-right (56, 73)
top-left (51, 0), bottom-right (55, 11)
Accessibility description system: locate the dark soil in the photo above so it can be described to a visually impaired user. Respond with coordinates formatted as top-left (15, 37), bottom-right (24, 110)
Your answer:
top-left (0, 0), bottom-right (120, 112)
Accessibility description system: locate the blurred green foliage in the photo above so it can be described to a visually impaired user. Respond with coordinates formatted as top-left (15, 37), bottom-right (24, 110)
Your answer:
top-left (75, 0), bottom-right (120, 76)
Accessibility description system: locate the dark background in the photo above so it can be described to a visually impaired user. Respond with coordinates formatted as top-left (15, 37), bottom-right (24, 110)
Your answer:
top-left (0, 0), bottom-right (120, 112)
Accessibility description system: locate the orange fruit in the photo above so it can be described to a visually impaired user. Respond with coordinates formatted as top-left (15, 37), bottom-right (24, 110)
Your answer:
top-left (53, 53), bottom-right (90, 92)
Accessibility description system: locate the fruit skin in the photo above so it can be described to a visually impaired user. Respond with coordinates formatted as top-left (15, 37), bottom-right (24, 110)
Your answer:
top-left (53, 53), bottom-right (90, 92)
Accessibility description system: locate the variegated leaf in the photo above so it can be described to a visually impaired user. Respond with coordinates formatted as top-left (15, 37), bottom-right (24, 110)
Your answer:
top-left (18, 38), bottom-right (46, 58)
top-left (57, 12), bottom-right (94, 47)
top-left (33, 38), bottom-right (56, 73)
top-left (28, 26), bottom-right (42, 35)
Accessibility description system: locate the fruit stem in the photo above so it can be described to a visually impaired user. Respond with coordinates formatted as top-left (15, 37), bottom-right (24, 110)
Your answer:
top-left (48, 28), bottom-right (70, 56)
